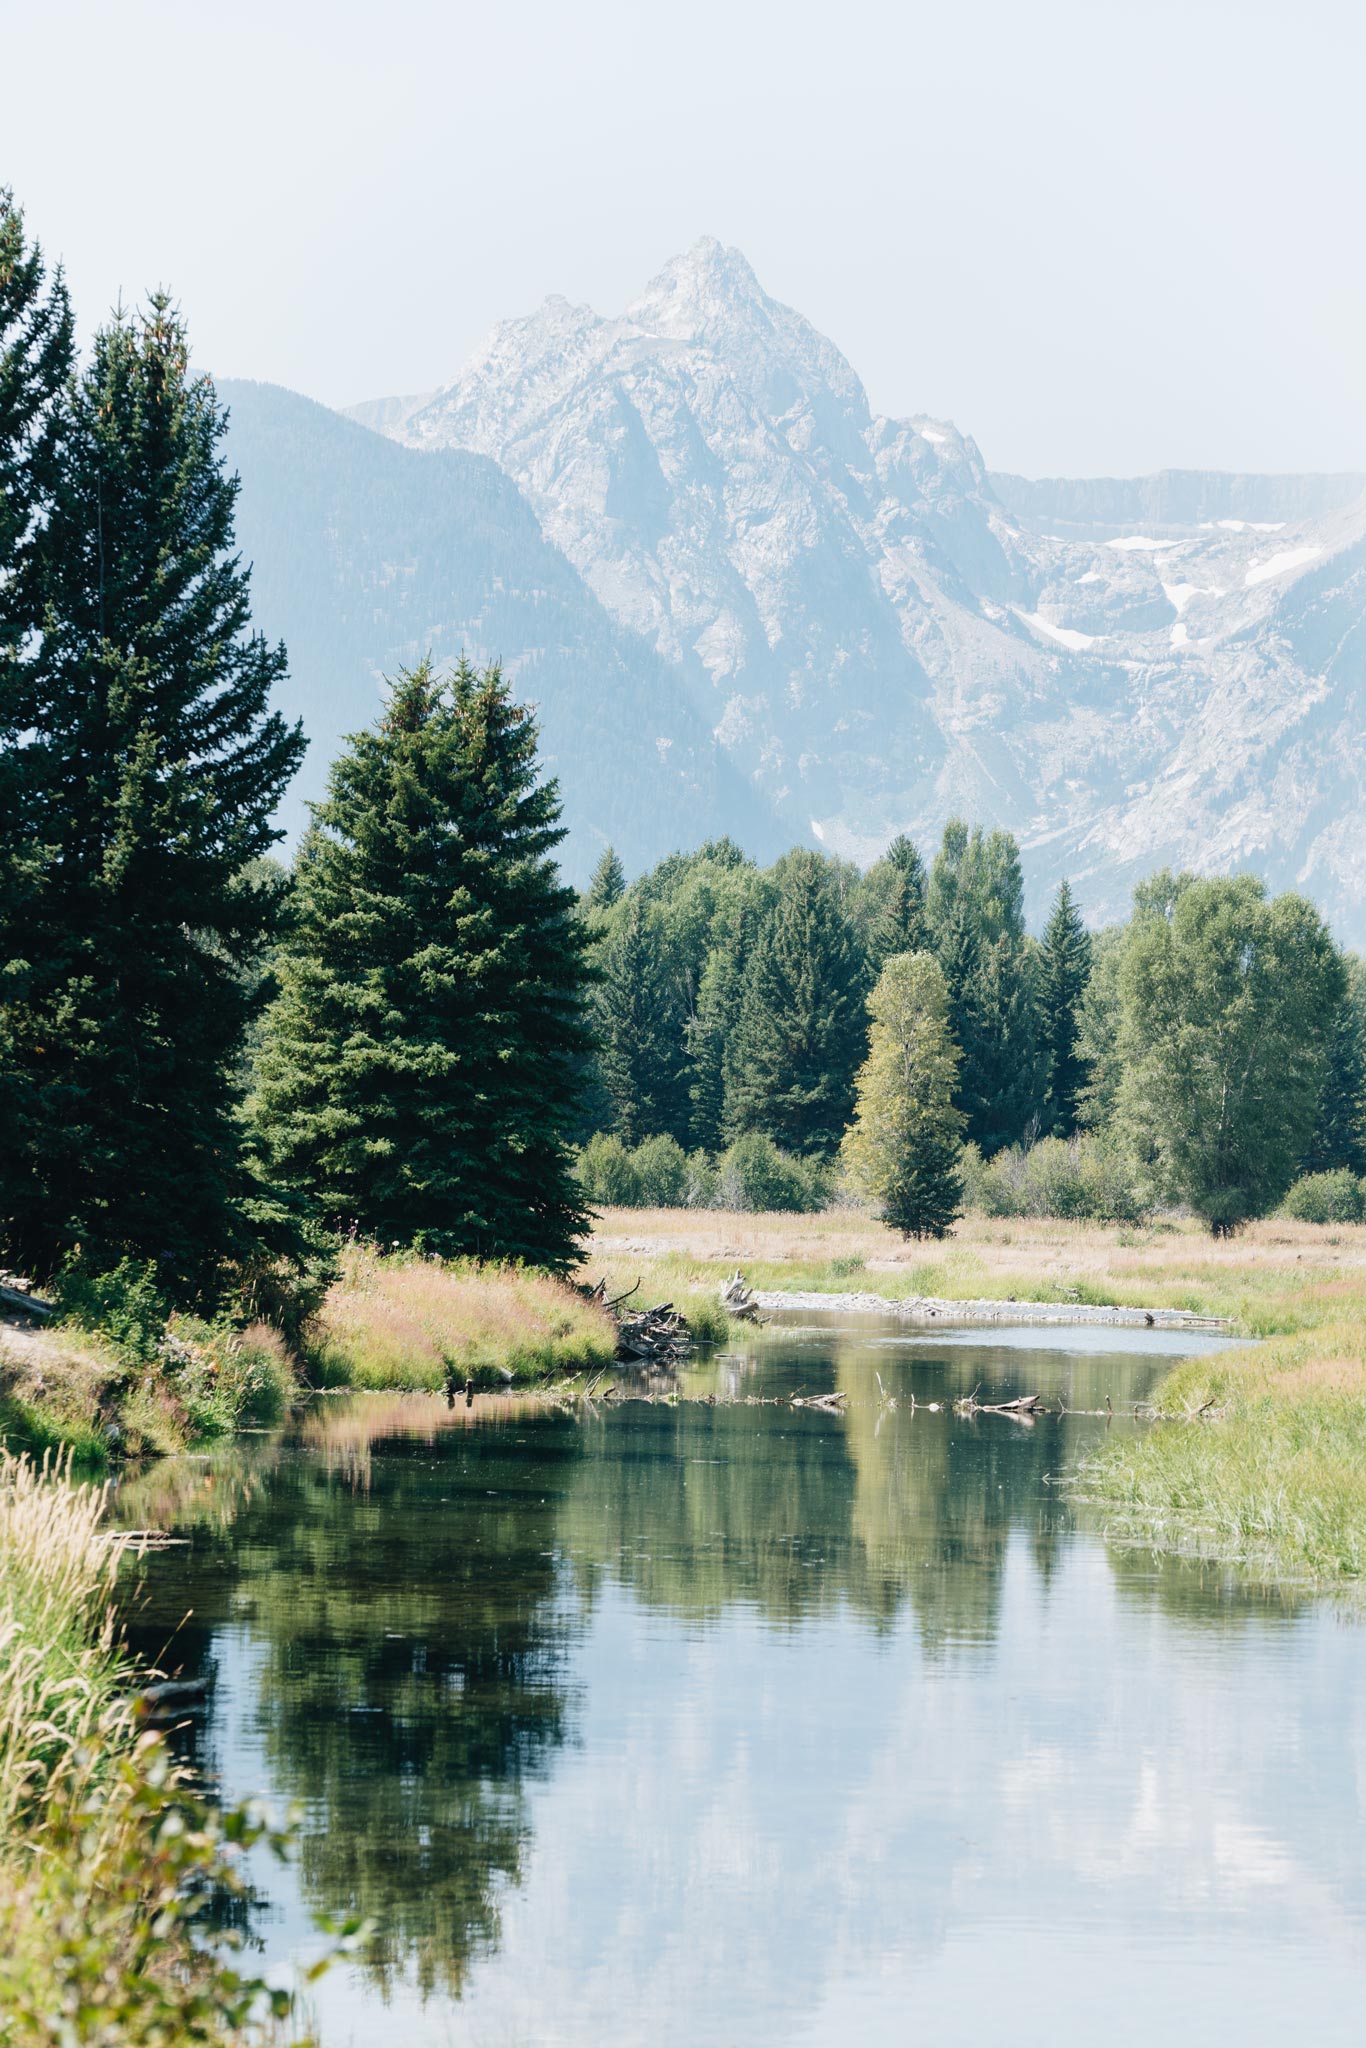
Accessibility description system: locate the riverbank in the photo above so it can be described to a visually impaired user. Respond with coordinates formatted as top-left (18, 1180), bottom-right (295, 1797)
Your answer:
top-left (303, 1241), bottom-right (618, 1391)
top-left (585, 1208), bottom-right (1366, 1593)
top-left (0, 1244), bottom-right (621, 1462)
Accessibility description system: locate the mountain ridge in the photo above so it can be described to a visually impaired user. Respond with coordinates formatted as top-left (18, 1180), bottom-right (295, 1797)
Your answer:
top-left (340, 238), bottom-right (1366, 939)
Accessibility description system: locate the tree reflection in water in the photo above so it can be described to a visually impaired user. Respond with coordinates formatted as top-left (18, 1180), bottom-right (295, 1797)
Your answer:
top-left (114, 1331), bottom-right (1297, 2013)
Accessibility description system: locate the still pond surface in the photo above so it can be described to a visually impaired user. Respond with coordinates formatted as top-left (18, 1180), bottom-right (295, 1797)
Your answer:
top-left (115, 1321), bottom-right (1366, 2046)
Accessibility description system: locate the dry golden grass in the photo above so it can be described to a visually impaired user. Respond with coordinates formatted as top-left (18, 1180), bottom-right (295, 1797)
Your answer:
top-left (307, 1241), bottom-right (617, 1389)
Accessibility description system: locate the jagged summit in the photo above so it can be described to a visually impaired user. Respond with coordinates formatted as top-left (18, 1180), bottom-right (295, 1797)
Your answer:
top-left (348, 246), bottom-right (1366, 940)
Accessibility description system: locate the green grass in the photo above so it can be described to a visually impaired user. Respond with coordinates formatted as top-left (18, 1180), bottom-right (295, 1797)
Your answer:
top-left (0, 1314), bottom-right (300, 1464)
top-left (1074, 1321), bottom-right (1366, 1590)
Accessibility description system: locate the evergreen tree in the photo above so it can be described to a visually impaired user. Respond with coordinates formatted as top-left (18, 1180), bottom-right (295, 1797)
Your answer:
top-left (688, 903), bottom-right (750, 1152)
top-left (1, 193), bottom-right (75, 1216)
top-left (1039, 880), bottom-right (1092, 1135)
top-left (0, 189), bottom-right (72, 674)
top-left (253, 660), bottom-right (591, 1270)
top-left (840, 952), bottom-right (965, 1238)
top-left (0, 296), bottom-right (304, 1294)
top-left (926, 820), bottom-right (1044, 1152)
top-left (866, 834), bottom-right (929, 971)
top-left (1117, 875), bottom-right (1344, 1232)
top-left (595, 898), bottom-right (685, 1147)
top-left (725, 850), bottom-right (864, 1156)
top-left (586, 843), bottom-right (625, 910)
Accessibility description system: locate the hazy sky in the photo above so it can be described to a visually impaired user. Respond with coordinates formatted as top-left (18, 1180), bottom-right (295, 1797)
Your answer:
top-left (9, 0), bottom-right (1365, 477)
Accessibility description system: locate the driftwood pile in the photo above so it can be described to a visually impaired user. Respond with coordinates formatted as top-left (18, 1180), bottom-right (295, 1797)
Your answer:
top-left (585, 1278), bottom-right (698, 1366)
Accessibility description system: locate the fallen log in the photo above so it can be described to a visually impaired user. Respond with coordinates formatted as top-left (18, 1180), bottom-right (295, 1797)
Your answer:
top-left (0, 1279), bottom-right (54, 1321)
top-left (954, 1390), bottom-right (1045, 1419)
top-left (130, 1676), bottom-right (211, 1721)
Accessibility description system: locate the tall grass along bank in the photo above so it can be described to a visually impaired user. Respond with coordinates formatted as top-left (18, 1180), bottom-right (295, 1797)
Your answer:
top-left (305, 1242), bottom-right (618, 1390)
top-left (0, 1450), bottom-right (333, 2044)
top-left (1073, 1313), bottom-right (1366, 1590)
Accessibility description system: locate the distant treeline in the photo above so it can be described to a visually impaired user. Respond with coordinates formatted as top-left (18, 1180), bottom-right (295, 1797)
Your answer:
top-left (575, 833), bottom-right (1365, 1232)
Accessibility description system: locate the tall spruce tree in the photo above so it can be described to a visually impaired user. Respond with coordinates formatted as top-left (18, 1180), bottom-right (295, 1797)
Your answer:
top-left (595, 898), bottom-right (685, 1146)
top-left (586, 844), bottom-right (626, 910)
top-left (0, 193), bottom-right (74, 1205)
top-left (0, 296), bottom-right (304, 1294)
top-left (866, 834), bottom-right (929, 972)
top-left (0, 189), bottom-right (72, 676)
top-left (1039, 880), bottom-right (1092, 1135)
top-left (253, 660), bottom-right (591, 1269)
top-left (926, 820), bottom-right (1045, 1153)
top-left (725, 850), bottom-right (864, 1156)
top-left (840, 951), bottom-right (965, 1238)
top-left (688, 903), bottom-right (750, 1152)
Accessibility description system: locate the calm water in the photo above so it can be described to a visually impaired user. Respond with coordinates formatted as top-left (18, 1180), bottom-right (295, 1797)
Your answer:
top-left (114, 1322), bottom-right (1366, 2047)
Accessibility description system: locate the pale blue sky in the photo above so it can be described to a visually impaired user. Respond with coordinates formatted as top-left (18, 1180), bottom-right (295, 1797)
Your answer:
top-left (9, 0), bottom-right (1365, 476)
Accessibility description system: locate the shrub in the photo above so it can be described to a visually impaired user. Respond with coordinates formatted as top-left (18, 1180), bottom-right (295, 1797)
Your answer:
top-left (962, 1135), bottom-right (1146, 1223)
top-left (632, 1134), bottom-right (690, 1207)
top-left (1280, 1169), bottom-right (1365, 1224)
top-left (576, 1132), bottom-right (644, 1208)
top-left (715, 1132), bottom-right (828, 1213)
top-left (683, 1151), bottom-right (717, 1208)
top-left (51, 1258), bottom-right (169, 1366)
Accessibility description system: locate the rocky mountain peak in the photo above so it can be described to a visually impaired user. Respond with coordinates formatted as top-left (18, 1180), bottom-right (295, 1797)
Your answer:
top-left (353, 246), bottom-right (1366, 942)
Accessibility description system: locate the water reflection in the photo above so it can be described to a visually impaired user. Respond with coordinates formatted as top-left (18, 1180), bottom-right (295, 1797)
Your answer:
top-left (114, 1325), bottom-right (1366, 2047)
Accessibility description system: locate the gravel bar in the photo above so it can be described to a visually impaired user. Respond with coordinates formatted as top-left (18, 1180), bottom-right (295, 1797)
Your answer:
top-left (753, 1289), bottom-right (1231, 1332)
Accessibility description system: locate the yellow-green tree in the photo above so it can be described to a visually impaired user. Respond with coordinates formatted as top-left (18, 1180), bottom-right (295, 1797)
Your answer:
top-left (840, 951), bottom-right (965, 1238)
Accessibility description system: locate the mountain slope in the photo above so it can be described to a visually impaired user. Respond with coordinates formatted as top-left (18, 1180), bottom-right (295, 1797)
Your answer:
top-left (361, 241), bottom-right (1366, 940)
top-left (219, 379), bottom-right (786, 878)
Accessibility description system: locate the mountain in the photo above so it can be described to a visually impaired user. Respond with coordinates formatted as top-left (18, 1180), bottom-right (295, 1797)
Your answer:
top-left (354, 240), bottom-right (1366, 941)
top-left (218, 379), bottom-right (786, 879)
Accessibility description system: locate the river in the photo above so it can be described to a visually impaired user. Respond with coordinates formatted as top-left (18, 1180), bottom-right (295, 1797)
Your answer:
top-left (113, 1317), bottom-right (1366, 2046)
